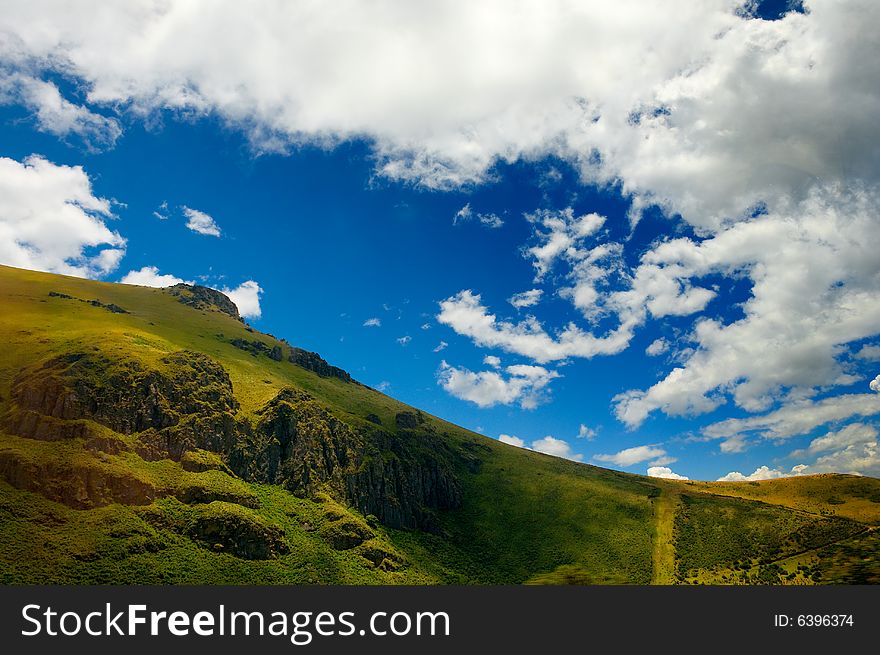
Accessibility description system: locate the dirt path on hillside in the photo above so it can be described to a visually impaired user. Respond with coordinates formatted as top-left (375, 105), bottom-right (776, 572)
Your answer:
top-left (651, 489), bottom-right (679, 585)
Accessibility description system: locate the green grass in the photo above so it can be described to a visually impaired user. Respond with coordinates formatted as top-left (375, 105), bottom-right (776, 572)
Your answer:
top-left (1, 263), bottom-right (879, 585)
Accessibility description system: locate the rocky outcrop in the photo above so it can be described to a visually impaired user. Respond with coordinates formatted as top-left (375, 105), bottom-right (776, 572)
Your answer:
top-left (9, 351), bottom-right (239, 454)
top-left (344, 431), bottom-right (463, 533)
top-left (228, 339), bottom-right (354, 383)
top-left (48, 291), bottom-right (128, 314)
top-left (6, 351), bottom-right (463, 532)
top-left (183, 503), bottom-right (288, 559)
top-left (229, 338), bottom-right (276, 358)
top-left (166, 284), bottom-right (242, 322)
top-left (395, 411), bottom-right (424, 430)
top-left (0, 450), bottom-right (157, 508)
top-left (228, 388), bottom-right (359, 492)
top-left (229, 388), bottom-right (462, 531)
top-left (288, 348), bottom-right (353, 383)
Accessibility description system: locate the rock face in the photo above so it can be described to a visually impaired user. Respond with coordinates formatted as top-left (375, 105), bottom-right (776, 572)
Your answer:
top-left (395, 411), bottom-right (424, 429)
top-left (166, 284), bottom-right (242, 322)
top-left (288, 348), bottom-right (353, 383)
top-left (228, 339), bottom-right (355, 383)
top-left (5, 351), bottom-right (463, 532)
top-left (230, 388), bottom-right (461, 531)
top-left (0, 450), bottom-right (157, 509)
top-left (186, 503), bottom-right (289, 559)
top-left (48, 291), bottom-right (129, 314)
top-left (8, 351), bottom-right (242, 461)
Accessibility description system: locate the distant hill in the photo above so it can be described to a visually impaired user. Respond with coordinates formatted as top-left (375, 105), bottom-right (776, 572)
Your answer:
top-left (0, 264), bottom-right (877, 584)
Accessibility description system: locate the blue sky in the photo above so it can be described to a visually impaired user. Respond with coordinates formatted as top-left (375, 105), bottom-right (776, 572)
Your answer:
top-left (0, 0), bottom-right (878, 481)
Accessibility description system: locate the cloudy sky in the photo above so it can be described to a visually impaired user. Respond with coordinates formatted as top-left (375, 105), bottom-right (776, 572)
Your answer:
top-left (1, 0), bottom-right (879, 481)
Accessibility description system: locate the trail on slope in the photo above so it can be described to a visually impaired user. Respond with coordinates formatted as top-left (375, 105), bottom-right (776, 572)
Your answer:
top-left (651, 488), bottom-right (678, 585)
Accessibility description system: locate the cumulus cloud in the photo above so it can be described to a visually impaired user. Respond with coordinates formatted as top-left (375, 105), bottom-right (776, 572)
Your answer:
top-left (183, 206), bottom-right (221, 237)
top-left (525, 208), bottom-right (606, 281)
top-left (647, 466), bottom-right (688, 480)
top-left (790, 423), bottom-right (878, 459)
top-left (614, 187), bottom-right (880, 427)
top-left (437, 289), bottom-right (633, 363)
top-left (532, 435), bottom-right (583, 461)
top-left (0, 1), bottom-right (741, 189)
top-left (871, 375), bottom-right (880, 392)
top-left (577, 424), bottom-right (597, 440)
top-left (0, 154), bottom-right (125, 278)
top-left (453, 203), bottom-right (503, 229)
top-left (717, 465), bottom-right (789, 482)
top-left (8, 3), bottom-right (873, 208)
top-left (437, 360), bottom-right (560, 409)
top-left (509, 289), bottom-right (543, 310)
top-left (363, 317), bottom-right (381, 327)
top-left (702, 393), bottom-right (880, 441)
top-left (594, 445), bottom-right (667, 467)
top-left (221, 280), bottom-right (262, 319)
top-left (854, 344), bottom-right (880, 361)
top-left (483, 355), bottom-right (501, 368)
top-left (119, 265), bottom-right (187, 287)
top-left (645, 338), bottom-right (669, 357)
top-left (498, 434), bottom-right (527, 448)
top-left (0, 74), bottom-right (121, 151)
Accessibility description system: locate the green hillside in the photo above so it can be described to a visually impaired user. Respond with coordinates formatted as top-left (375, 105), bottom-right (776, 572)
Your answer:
top-left (0, 264), bottom-right (877, 584)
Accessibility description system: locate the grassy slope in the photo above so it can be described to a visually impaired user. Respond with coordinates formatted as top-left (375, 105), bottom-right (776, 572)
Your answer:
top-left (0, 264), bottom-right (878, 584)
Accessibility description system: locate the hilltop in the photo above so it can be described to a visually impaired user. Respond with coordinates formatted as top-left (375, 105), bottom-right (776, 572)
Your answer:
top-left (0, 264), bottom-right (877, 584)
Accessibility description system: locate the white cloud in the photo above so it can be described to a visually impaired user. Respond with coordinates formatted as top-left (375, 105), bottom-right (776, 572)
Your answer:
top-left (790, 423), bottom-right (878, 459)
top-left (437, 289), bottom-right (634, 364)
top-left (717, 465), bottom-right (788, 482)
top-left (397, 335), bottom-right (411, 346)
top-left (221, 280), bottom-right (262, 319)
top-left (524, 208), bottom-right (606, 281)
top-left (508, 289), bottom-right (543, 309)
top-left (421, 322), bottom-right (431, 330)
top-left (153, 200), bottom-right (169, 220)
top-left (375, 381), bottom-right (391, 392)
top-left (702, 393), bottom-right (880, 441)
top-left (645, 338), bottom-right (669, 357)
top-left (532, 435), bottom-right (583, 461)
top-left (183, 206), bottom-right (221, 237)
top-left (0, 154), bottom-right (125, 278)
top-left (498, 434), bottom-right (526, 448)
top-left (0, 74), bottom-right (121, 151)
top-left (363, 317), bottom-right (381, 327)
top-left (453, 203), bottom-right (503, 229)
top-left (613, 187), bottom-right (880, 427)
top-left (778, 421), bottom-right (880, 478)
top-left (719, 435), bottom-right (749, 454)
top-left (433, 340), bottom-right (448, 352)
top-left (7, 3), bottom-right (873, 210)
top-left (871, 375), bottom-right (880, 392)
top-left (437, 360), bottom-right (560, 409)
top-left (120, 265), bottom-right (188, 287)
top-left (594, 445), bottom-right (667, 467)
top-left (647, 466), bottom-right (688, 480)
top-left (0, 1), bottom-right (739, 189)
top-left (577, 424), bottom-right (597, 440)
top-left (854, 345), bottom-right (880, 361)
top-left (794, 442), bottom-right (880, 477)
top-left (483, 355), bottom-right (501, 368)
